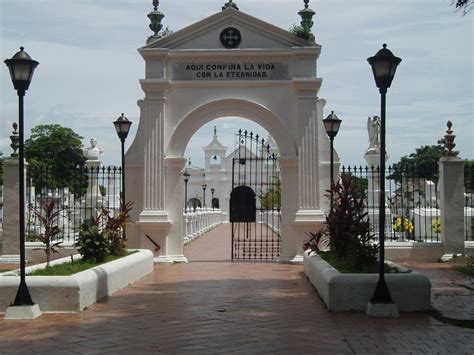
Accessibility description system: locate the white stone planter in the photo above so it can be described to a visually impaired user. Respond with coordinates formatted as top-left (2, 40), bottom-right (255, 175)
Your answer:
top-left (303, 251), bottom-right (431, 312)
top-left (0, 249), bottom-right (154, 313)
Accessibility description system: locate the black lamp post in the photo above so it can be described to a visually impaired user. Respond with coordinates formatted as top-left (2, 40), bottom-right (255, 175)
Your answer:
top-left (211, 187), bottom-right (215, 209)
top-left (202, 183), bottom-right (207, 208)
top-left (4, 47), bottom-right (39, 307)
top-left (113, 113), bottom-right (132, 237)
top-left (183, 170), bottom-right (190, 210)
top-left (367, 44), bottom-right (401, 306)
top-left (323, 111), bottom-right (342, 209)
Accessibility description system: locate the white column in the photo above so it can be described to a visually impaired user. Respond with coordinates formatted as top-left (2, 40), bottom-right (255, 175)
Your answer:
top-left (162, 157), bottom-right (188, 263)
top-left (292, 81), bottom-right (326, 244)
top-left (439, 157), bottom-right (465, 260)
top-left (138, 80), bottom-right (170, 224)
top-left (279, 157), bottom-right (301, 262)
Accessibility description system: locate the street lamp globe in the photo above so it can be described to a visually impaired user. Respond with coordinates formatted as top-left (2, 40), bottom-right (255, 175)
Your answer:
top-left (4, 47), bottom-right (39, 93)
top-left (113, 113), bottom-right (133, 142)
top-left (323, 111), bottom-right (342, 139)
top-left (367, 44), bottom-right (402, 93)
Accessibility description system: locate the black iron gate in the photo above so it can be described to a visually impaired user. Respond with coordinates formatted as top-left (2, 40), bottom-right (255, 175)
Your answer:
top-left (230, 130), bottom-right (281, 261)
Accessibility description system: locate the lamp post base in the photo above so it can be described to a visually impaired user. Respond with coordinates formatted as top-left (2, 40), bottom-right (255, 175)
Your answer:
top-left (5, 304), bottom-right (42, 320)
top-left (366, 301), bottom-right (399, 318)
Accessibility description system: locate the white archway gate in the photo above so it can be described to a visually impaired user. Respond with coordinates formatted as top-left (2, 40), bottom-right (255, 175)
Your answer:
top-left (125, 5), bottom-right (338, 263)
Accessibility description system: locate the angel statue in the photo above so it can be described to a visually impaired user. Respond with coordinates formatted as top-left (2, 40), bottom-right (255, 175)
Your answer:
top-left (367, 116), bottom-right (381, 153)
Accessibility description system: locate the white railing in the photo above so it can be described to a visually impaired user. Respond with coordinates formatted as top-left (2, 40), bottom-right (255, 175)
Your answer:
top-left (183, 207), bottom-right (223, 244)
top-left (258, 210), bottom-right (281, 234)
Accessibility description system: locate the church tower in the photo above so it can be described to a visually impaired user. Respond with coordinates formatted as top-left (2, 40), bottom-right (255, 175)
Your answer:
top-left (202, 126), bottom-right (228, 171)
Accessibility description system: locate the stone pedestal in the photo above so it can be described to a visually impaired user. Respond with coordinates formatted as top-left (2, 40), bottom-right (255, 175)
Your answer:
top-left (439, 157), bottom-right (465, 260)
top-left (0, 158), bottom-right (25, 258)
top-left (85, 160), bottom-right (102, 202)
top-left (83, 160), bottom-right (102, 221)
top-left (364, 152), bottom-right (392, 237)
top-left (5, 304), bottom-right (42, 320)
top-left (364, 151), bottom-right (388, 208)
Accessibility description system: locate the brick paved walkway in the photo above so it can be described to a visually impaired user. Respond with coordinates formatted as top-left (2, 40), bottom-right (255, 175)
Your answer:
top-left (1, 225), bottom-right (473, 354)
top-left (399, 258), bottom-right (474, 322)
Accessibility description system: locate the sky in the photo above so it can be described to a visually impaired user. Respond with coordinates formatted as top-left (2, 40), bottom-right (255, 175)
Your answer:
top-left (0, 0), bottom-right (472, 169)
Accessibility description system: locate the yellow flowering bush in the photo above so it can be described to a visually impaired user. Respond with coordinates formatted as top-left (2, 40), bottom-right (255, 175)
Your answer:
top-left (392, 216), bottom-right (403, 232)
top-left (431, 218), bottom-right (441, 234)
top-left (404, 219), bottom-right (414, 233)
top-left (392, 216), bottom-right (414, 234)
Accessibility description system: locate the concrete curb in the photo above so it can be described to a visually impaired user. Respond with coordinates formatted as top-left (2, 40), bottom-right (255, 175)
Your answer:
top-left (0, 249), bottom-right (154, 313)
top-left (303, 250), bottom-right (431, 312)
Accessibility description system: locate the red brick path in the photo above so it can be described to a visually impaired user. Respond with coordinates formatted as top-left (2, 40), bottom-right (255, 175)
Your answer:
top-left (1, 225), bottom-right (473, 354)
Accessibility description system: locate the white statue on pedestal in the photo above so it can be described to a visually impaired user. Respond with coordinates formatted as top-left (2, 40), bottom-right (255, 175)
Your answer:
top-left (366, 116), bottom-right (381, 153)
top-left (83, 138), bottom-right (104, 209)
top-left (84, 137), bottom-right (104, 161)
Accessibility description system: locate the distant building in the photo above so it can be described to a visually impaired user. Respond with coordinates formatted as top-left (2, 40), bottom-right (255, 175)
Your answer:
top-left (184, 126), bottom-right (278, 220)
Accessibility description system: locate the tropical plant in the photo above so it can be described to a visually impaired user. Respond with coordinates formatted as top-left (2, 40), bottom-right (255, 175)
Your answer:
top-left (326, 177), bottom-right (379, 264)
top-left (303, 230), bottom-right (329, 253)
top-left (30, 200), bottom-right (63, 267)
top-left (101, 201), bottom-right (134, 256)
top-left (75, 219), bottom-right (110, 263)
top-left (305, 177), bottom-right (379, 270)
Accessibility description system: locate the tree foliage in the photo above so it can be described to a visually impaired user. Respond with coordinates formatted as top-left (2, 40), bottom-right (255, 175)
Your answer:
top-left (389, 140), bottom-right (453, 183)
top-left (465, 160), bottom-right (474, 192)
top-left (25, 124), bottom-right (88, 195)
top-left (341, 170), bottom-right (368, 199)
top-left (258, 171), bottom-right (281, 209)
top-left (454, 0), bottom-right (472, 13)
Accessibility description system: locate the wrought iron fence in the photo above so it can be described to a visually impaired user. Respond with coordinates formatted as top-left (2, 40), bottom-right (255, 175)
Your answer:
top-left (26, 165), bottom-right (122, 243)
top-left (465, 165), bottom-right (474, 241)
top-left (341, 165), bottom-right (441, 242)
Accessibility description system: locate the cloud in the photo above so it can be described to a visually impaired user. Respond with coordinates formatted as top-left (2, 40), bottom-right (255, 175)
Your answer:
top-left (1, 0), bottom-right (472, 170)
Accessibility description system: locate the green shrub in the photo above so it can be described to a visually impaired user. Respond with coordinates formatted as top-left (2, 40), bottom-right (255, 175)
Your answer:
top-left (75, 221), bottom-right (109, 263)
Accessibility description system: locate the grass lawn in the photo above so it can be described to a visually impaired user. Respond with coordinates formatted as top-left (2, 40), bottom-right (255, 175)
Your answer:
top-left (28, 253), bottom-right (134, 276)
top-left (318, 251), bottom-right (401, 274)
top-left (0, 269), bottom-right (11, 273)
